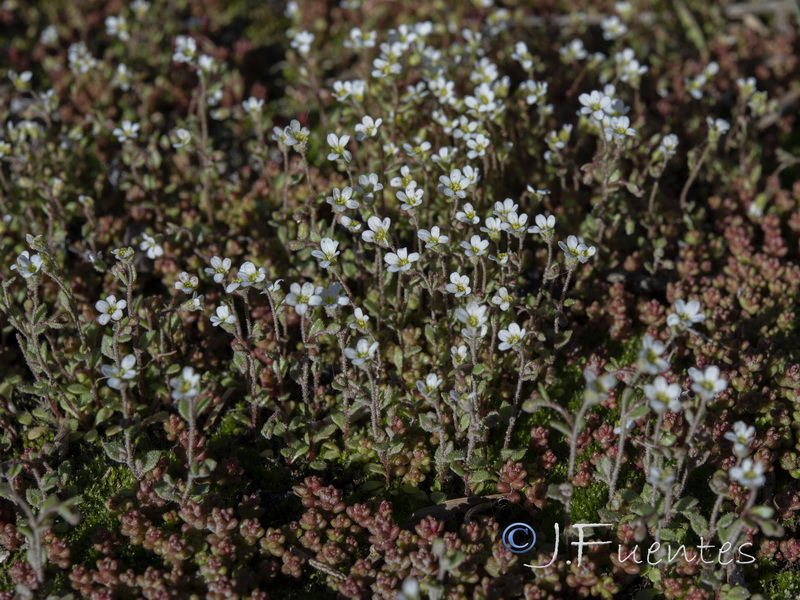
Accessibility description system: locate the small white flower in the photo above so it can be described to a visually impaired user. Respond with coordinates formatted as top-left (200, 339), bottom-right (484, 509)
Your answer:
top-left (416, 373), bottom-right (443, 397)
top-left (174, 272), bottom-right (199, 294)
top-left (491, 287), bottom-right (513, 311)
top-left (105, 15), bottom-right (130, 41)
top-left (501, 212), bottom-right (529, 235)
top-left (493, 199), bottom-right (518, 219)
top-left (604, 116), bottom-right (636, 143)
top-left (112, 120), bottom-right (140, 143)
top-left (9, 70), bottom-right (33, 92)
top-left (362, 216), bottom-right (391, 247)
top-left (417, 226), bottom-right (448, 249)
top-left (290, 30), bottom-right (315, 55)
top-left (311, 238), bottom-right (340, 269)
top-left (724, 421), bottom-right (756, 458)
top-left (644, 376), bottom-right (682, 414)
top-left (95, 294), bottom-right (127, 325)
top-left (384, 248), bottom-right (419, 273)
top-left (344, 338), bottom-right (378, 366)
top-left (658, 134), bottom-right (679, 158)
top-left (460, 234), bottom-right (489, 257)
top-left (284, 119), bottom-right (310, 149)
top-left (451, 345), bottom-right (469, 366)
top-left (480, 217), bottom-right (503, 235)
top-left (170, 366), bottom-right (201, 400)
top-left (309, 282), bottom-right (349, 311)
top-left (340, 216), bottom-right (362, 233)
top-left (438, 168), bottom-right (471, 198)
top-left (489, 252), bottom-right (509, 265)
top-left (454, 301), bottom-right (489, 329)
top-left (688, 365), bottom-right (727, 400)
top-left (584, 368), bottom-right (617, 399)
top-left (356, 173), bottom-right (383, 202)
top-left (204, 256), bottom-right (232, 284)
top-left (455, 202), bottom-right (480, 225)
top-left (285, 282), bottom-right (317, 315)
top-left (730, 458), bottom-right (766, 489)
top-left (445, 272), bottom-right (471, 297)
top-left (558, 235), bottom-right (595, 263)
top-left (172, 128), bottom-right (191, 149)
top-left (242, 97), bottom-right (264, 114)
top-left (498, 323), bottom-right (525, 351)
top-left (397, 183), bottom-right (424, 211)
top-left (173, 35), bottom-right (197, 63)
top-left (666, 298), bottom-right (705, 330)
top-left (237, 262), bottom-right (267, 288)
top-left (578, 90), bottom-right (611, 121)
top-left (327, 133), bottom-right (352, 162)
top-left (350, 307), bottom-right (370, 331)
top-left (528, 214), bottom-right (555, 237)
top-left (638, 335), bottom-right (669, 374)
top-left (210, 304), bottom-right (236, 326)
top-left (601, 15), bottom-right (627, 40)
top-left (355, 115), bottom-right (382, 141)
top-left (326, 186), bottom-right (359, 212)
top-left (10, 251), bottom-right (43, 279)
top-left (101, 354), bottom-right (137, 390)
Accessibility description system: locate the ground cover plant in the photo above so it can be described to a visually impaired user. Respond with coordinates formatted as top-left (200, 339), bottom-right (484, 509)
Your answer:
top-left (1, 0), bottom-right (800, 598)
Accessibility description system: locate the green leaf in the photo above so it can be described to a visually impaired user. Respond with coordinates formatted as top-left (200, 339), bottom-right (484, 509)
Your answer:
top-left (672, 496), bottom-right (698, 513)
top-left (688, 511), bottom-right (708, 538)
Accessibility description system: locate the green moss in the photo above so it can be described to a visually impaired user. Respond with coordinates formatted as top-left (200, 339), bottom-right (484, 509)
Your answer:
top-left (757, 559), bottom-right (800, 600)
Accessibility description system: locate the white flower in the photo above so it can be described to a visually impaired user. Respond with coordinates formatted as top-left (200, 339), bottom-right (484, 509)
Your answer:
top-left (284, 119), bottom-right (310, 149)
top-left (604, 116), bottom-right (636, 143)
top-left (455, 202), bottom-right (480, 225)
top-left (9, 70), bottom-right (32, 91)
top-left (480, 217), bottom-right (503, 235)
top-left (454, 301), bottom-right (489, 329)
top-left (460, 235), bottom-right (489, 257)
top-left (584, 368), bottom-right (617, 399)
top-left (707, 117), bottom-right (731, 143)
top-left (528, 214), bottom-right (555, 237)
top-left (601, 15), bottom-right (627, 40)
top-left (327, 133), bottom-right (352, 163)
top-left (638, 335), bottom-right (669, 374)
top-left (170, 366), bottom-right (201, 400)
top-left (463, 166), bottom-right (481, 186)
top-left (204, 256), bottom-right (231, 283)
top-left (416, 373), bottom-right (443, 397)
top-left (666, 298), bottom-right (705, 329)
top-left (327, 187), bottom-right (358, 213)
top-left (95, 294), bottom-right (127, 325)
top-left (356, 173), bottom-right (383, 202)
top-left (658, 134), bottom-right (679, 158)
top-left (311, 238), bottom-right (340, 269)
top-left (174, 272), bottom-right (199, 294)
top-left (501, 212), bottom-right (529, 235)
top-left (340, 216), bottom-right (362, 233)
top-left (489, 252), bottom-right (509, 265)
top-left (355, 115), bottom-right (382, 141)
top-left (285, 282), bottom-right (317, 315)
top-left (173, 35), bottom-right (197, 63)
top-left (688, 365), bottom-right (727, 400)
top-left (438, 168), bottom-right (471, 198)
top-left (171, 128), bottom-right (191, 148)
top-left (210, 304), bottom-right (236, 326)
top-left (309, 282), bottom-right (349, 311)
top-left (101, 354), bottom-right (137, 390)
top-left (242, 97), bottom-right (264, 114)
top-left (446, 272), bottom-right (471, 297)
top-left (492, 199), bottom-right (518, 219)
top-left (560, 39), bottom-right (588, 62)
top-left (451, 344), bottom-right (469, 366)
top-left (390, 165), bottom-right (414, 188)
top-left (237, 262), bottom-right (267, 288)
top-left (41, 25), bottom-right (58, 45)
top-left (131, 0), bottom-right (151, 17)
top-left (397, 183), bottom-right (424, 211)
top-left (362, 216), bottom-right (391, 246)
top-left (105, 15), bottom-right (130, 41)
top-left (384, 248), bottom-right (419, 272)
top-left (724, 421), bottom-right (756, 458)
top-left (10, 251), bottom-right (43, 279)
top-left (264, 279), bottom-right (283, 294)
top-left (466, 134), bottom-right (490, 159)
top-left (290, 30), bottom-right (315, 55)
top-left (491, 287), bottom-right (513, 311)
top-left (558, 235), bottom-right (596, 263)
top-left (579, 90), bottom-right (611, 121)
top-left (344, 338), bottom-right (378, 366)
top-left (418, 226), bottom-right (448, 249)
top-left (737, 77), bottom-right (757, 98)
top-left (498, 323), bottom-right (525, 351)
top-left (68, 42), bottom-right (98, 73)
top-left (730, 459), bottom-right (766, 489)
top-left (112, 120), bottom-right (140, 143)
top-left (350, 307), bottom-right (370, 331)
top-left (644, 376), bottom-right (682, 414)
